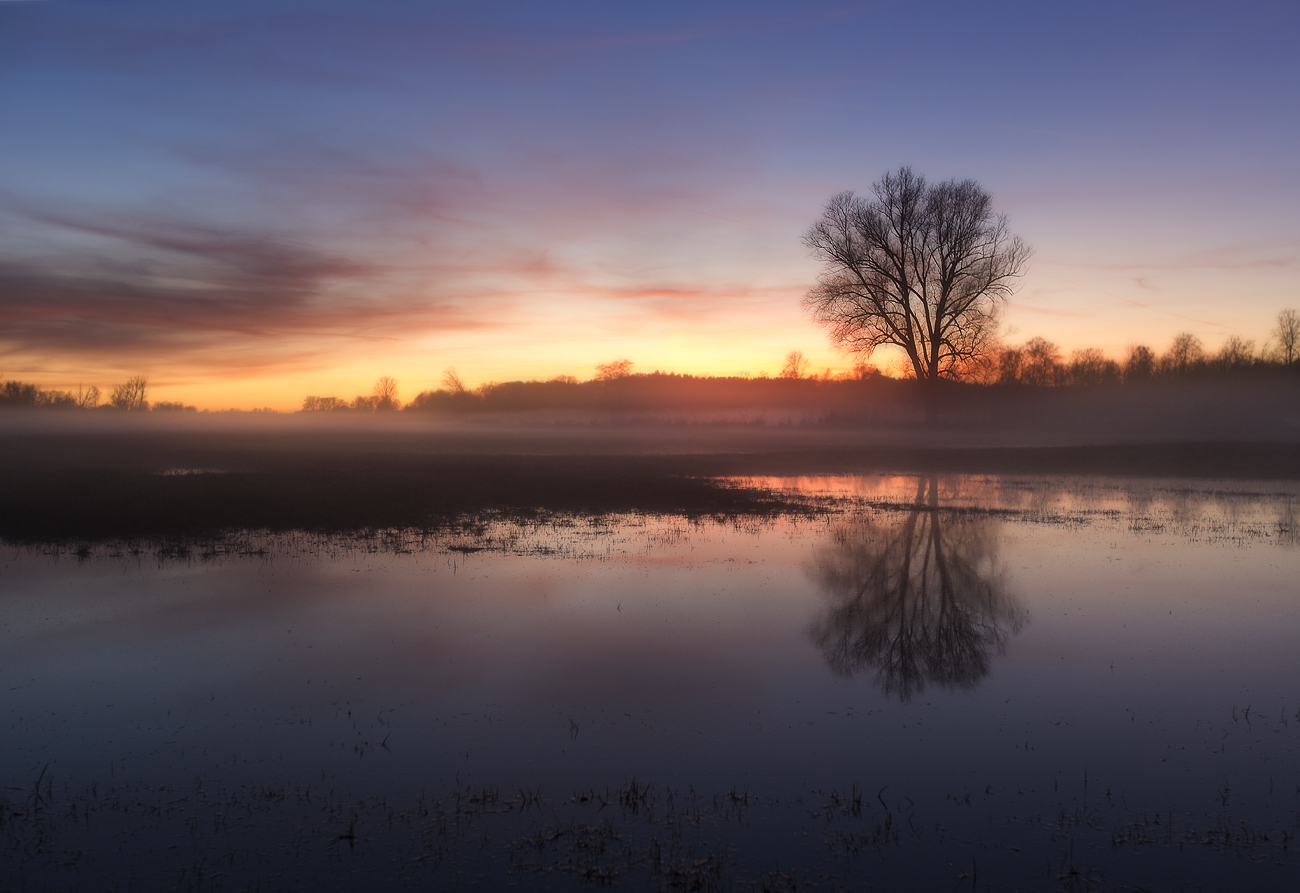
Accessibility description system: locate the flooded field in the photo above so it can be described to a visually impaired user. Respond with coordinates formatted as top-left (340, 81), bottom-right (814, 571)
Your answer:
top-left (3, 474), bottom-right (1299, 891)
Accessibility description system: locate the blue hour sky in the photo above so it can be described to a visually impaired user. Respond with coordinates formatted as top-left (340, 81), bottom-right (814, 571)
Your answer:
top-left (1, 0), bottom-right (1296, 408)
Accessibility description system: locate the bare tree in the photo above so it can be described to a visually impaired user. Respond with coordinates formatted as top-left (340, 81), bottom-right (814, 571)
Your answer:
top-left (1272, 309), bottom-right (1299, 366)
top-left (373, 376), bottom-right (400, 410)
top-left (803, 167), bottom-right (1030, 382)
top-left (1161, 333), bottom-right (1204, 375)
top-left (302, 396), bottom-right (348, 411)
top-left (594, 359), bottom-right (633, 381)
top-left (1018, 336), bottom-right (1062, 386)
top-left (0, 381), bottom-right (41, 406)
top-left (442, 367), bottom-right (466, 393)
top-left (994, 345), bottom-right (1023, 384)
top-left (1066, 348), bottom-right (1120, 386)
top-left (779, 350), bottom-right (810, 380)
top-left (109, 375), bottom-right (148, 411)
top-left (848, 361), bottom-right (880, 381)
top-left (75, 384), bottom-right (100, 409)
top-left (1214, 336), bottom-right (1254, 372)
top-left (1123, 345), bottom-right (1156, 381)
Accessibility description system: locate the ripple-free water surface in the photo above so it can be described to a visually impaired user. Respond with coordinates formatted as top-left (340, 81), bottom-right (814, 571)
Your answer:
top-left (3, 475), bottom-right (1299, 890)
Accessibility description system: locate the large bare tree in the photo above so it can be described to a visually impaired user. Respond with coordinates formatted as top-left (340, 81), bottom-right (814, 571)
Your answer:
top-left (803, 167), bottom-right (1030, 381)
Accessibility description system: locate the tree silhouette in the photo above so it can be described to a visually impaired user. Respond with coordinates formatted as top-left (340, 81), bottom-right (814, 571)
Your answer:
top-left (1213, 336), bottom-right (1255, 372)
top-left (75, 384), bottom-right (100, 409)
top-left (1123, 345), bottom-right (1157, 381)
top-left (594, 359), bottom-right (633, 381)
top-left (1272, 309), bottom-right (1299, 366)
top-left (1161, 333), bottom-right (1204, 375)
top-left (1067, 348), bottom-right (1121, 386)
top-left (780, 350), bottom-right (810, 380)
top-left (803, 167), bottom-right (1030, 383)
top-left (109, 376), bottom-right (148, 411)
top-left (1018, 336), bottom-right (1062, 386)
top-left (372, 376), bottom-right (400, 410)
top-left (806, 477), bottom-right (1025, 702)
top-left (442, 367), bottom-right (466, 393)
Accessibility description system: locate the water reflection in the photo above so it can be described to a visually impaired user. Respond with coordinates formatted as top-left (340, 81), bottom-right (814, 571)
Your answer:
top-left (807, 477), bottom-right (1025, 702)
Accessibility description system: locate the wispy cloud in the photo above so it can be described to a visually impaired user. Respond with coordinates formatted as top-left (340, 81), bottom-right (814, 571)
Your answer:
top-left (0, 208), bottom-right (499, 371)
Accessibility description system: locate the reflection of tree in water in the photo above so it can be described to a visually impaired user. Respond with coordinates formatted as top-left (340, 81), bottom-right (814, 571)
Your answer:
top-left (808, 477), bottom-right (1026, 702)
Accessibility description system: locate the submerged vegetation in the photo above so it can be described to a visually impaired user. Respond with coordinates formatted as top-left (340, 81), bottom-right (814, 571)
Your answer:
top-left (5, 482), bottom-right (1299, 891)
top-left (5, 761), bottom-right (1297, 892)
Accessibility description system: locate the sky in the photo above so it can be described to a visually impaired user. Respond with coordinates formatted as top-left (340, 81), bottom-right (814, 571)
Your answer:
top-left (1, 0), bottom-right (1297, 410)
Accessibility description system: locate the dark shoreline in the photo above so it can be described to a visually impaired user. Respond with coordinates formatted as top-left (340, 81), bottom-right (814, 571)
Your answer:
top-left (1, 428), bottom-right (1297, 542)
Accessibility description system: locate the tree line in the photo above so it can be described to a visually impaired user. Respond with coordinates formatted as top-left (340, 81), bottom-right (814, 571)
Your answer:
top-left (298, 331), bottom-right (1298, 417)
top-left (0, 375), bottom-right (196, 412)
top-left (987, 316), bottom-right (1299, 386)
top-left (4, 317), bottom-right (1295, 417)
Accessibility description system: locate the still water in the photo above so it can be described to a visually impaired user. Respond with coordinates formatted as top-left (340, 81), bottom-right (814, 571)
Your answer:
top-left (3, 475), bottom-right (1299, 891)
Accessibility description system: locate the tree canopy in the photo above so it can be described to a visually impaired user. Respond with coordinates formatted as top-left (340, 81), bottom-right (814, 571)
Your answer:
top-left (803, 167), bottom-right (1030, 381)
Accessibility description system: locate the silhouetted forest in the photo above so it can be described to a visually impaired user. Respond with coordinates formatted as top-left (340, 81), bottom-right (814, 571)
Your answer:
top-left (0, 375), bottom-right (195, 412)
top-left (300, 329), bottom-right (1299, 416)
top-left (4, 323), bottom-right (1296, 418)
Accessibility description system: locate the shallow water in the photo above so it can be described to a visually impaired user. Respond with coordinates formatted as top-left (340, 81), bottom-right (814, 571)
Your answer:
top-left (3, 475), bottom-right (1299, 891)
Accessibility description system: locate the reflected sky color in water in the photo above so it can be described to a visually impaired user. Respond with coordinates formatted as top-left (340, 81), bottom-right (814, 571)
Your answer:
top-left (3, 475), bottom-right (1300, 888)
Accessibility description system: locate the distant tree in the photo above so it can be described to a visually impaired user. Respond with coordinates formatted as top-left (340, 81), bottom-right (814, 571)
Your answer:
top-left (442, 367), bottom-right (466, 393)
top-left (1066, 348), bottom-right (1121, 386)
top-left (1213, 336), bottom-right (1254, 372)
top-left (994, 346), bottom-right (1023, 384)
top-left (1160, 333), bottom-right (1204, 376)
top-left (594, 359), bottom-right (633, 381)
top-left (0, 380), bottom-right (41, 406)
top-left (152, 401), bottom-right (196, 413)
top-left (373, 376), bottom-right (400, 410)
top-left (301, 396), bottom-right (350, 411)
top-left (847, 362), bottom-right (881, 381)
top-left (779, 350), bottom-right (810, 380)
top-left (1123, 345), bottom-right (1157, 382)
top-left (0, 381), bottom-right (83, 408)
top-left (38, 389), bottom-right (77, 408)
top-left (351, 395), bottom-right (378, 411)
top-left (109, 376), bottom-right (149, 411)
top-left (1018, 337), bottom-right (1062, 386)
top-left (75, 384), bottom-right (100, 409)
top-left (803, 167), bottom-right (1030, 382)
top-left (1272, 309), bottom-right (1299, 366)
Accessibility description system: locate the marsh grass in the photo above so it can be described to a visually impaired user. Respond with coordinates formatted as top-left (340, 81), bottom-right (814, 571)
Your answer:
top-left (4, 761), bottom-right (1298, 892)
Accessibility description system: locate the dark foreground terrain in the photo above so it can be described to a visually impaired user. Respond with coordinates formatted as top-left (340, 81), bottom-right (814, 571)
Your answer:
top-left (2, 414), bottom-right (1299, 541)
top-left (4, 414), bottom-right (1299, 892)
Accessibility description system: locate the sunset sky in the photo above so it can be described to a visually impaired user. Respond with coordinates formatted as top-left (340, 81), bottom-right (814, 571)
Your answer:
top-left (2, 1), bottom-right (1297, 409)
